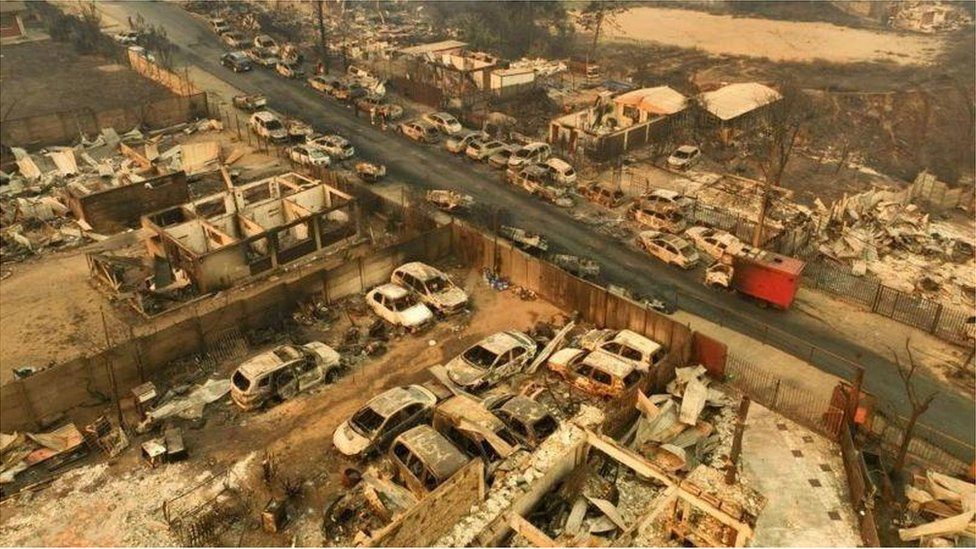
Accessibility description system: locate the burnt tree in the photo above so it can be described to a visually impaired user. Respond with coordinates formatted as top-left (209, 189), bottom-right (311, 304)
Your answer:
top-left (889, 339), bottom-right (937, 476)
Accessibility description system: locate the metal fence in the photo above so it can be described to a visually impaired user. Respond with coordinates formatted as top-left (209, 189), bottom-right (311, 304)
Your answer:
top-left (803, 260), bottom-right (974, 346)
top-left (870, 410), bottom-right (974, 476)
top-left (724, 353), bottom-right (845, 439)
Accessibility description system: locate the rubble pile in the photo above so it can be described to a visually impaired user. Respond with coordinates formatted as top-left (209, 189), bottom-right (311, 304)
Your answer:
top-left (1, 120), bottom-right (226, 263)
top-left (629, 365), bottom-right (735, 474)
top-left (435, 405), bottom-right (605, 547)
top-left (815, 187), bottom-right (976, 306)
top-left (898, 469), bottom-right (976, 545)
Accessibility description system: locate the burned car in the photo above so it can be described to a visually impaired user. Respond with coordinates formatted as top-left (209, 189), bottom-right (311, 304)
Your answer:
top-left (579, 328), bottom-right (666, 372)
top-left (547, 348), bottom-right (644, 399)
top-left (482, 393), bottom-right (558, 449)
top-left (389, 425), bottom-right (470, 498)
top-left (432, 395), bottom-right (523, 478)
top-left (637, 230), bottom-right (700, 269)
top-left (333, 385), bottom-right (438, 457)
top-left (391, 262), bottom-right (469, 316)
top-left (366, 283), bottom-right (434, 331)
top-left (445, 331), bottom-right (537, 392)
top-left (426, 189), bottom-right (473, 212)
top-left (230, 342), bottom-right (341, 410)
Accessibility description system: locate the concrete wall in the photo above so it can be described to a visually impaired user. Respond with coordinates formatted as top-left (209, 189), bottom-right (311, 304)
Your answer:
top-left (1, 93), bottom-right (209, 148)
top-left (70, 171), bottom-right (191, 234)
top-left (372, 459), bottom-right (485, 547)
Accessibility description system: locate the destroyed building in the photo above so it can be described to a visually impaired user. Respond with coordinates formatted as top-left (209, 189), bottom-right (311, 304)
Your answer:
top-left (549, 86), bottom-right (691, 159)
top-left (699, 83), bottom-right (783, 144)
top-left (138, 172), bottom-right (360, 293)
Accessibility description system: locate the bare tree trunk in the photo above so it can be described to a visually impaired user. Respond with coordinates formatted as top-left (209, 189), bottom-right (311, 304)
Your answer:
top-left (894, 406), bottom-right (926, 475)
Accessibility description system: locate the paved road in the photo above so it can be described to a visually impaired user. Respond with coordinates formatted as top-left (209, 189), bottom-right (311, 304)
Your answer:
top-left (103, 2), bottom-right (974, 453)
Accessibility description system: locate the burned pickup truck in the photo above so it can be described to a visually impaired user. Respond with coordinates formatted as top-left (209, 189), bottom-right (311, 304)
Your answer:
top-left (230, 342), bottom-right (342, 410)
top-left (500, 225), bottom-right (548, 254)
top-left (232, 93), bottom-right (267, 112)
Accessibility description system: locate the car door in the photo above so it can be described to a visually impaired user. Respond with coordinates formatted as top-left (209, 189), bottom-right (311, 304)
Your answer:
top-left (274, 367), bottom-right (299, 400)
top-left (296, 353), bottom-right (324, 390)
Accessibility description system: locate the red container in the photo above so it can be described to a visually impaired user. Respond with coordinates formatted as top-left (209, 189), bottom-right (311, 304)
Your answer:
top-left (731, 250), bottom-right (805, 309)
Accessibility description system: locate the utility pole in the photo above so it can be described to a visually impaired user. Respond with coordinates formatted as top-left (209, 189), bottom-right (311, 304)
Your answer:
top-left (316, 0), bottom-right (329, 74)
top-left (725, 396), bottom-right (751, 484)
top-left (752, 179), bottom-right (772, 247)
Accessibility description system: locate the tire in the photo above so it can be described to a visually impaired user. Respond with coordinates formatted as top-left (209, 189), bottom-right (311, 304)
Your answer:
top-left (326, 369), bottom-right (341, 384)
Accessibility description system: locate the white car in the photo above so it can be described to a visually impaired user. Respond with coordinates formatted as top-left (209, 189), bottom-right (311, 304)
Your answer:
top-left (113, 31), bottom-right (139, 45)
top-left (310, 135), bottom-right (355, 160)
top-left (247, 47), bottom-right (279, 67)
top-left (288, 145), bottom-right (330, 167)
top-left (578, 329), bottom-right (666, 372)
top-left (637, 230), bottom-right (700, 269)
top-left (332, 385), bottom-right (438, 457)
top-left (307, 75), bottom-right (340, 94)
top-left (249, 111), bottom-right (289, 143)
top-left (391, 262), bottom-right (469, 315)
top-left (507, 142), bottom-right (551, 169)
top-left (445, 130), bottom-right (487, 154)
top-left (230, 342), bottom-right (341, 411)
top-left (543, 158), bottom-right (577, 186)
top-left (422, 112), bottom-right (463, 135)
top-left (465, 139), bottom-right (508, 161)
top-left (667, 145), bottom-right (701, 170)
top-left (445, 331), bottom-right (537, 392)
top-left (684, 227), bottom-right (748, 261)
top-left (366, 283), bottom-right (434, 331)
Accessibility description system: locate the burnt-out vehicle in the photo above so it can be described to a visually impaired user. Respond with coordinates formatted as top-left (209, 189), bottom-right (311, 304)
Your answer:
top-left (333, 385), bottom-right (438, 457)
top-left (389, 425), bottom-right (470, 498)
top-left (482, 393), bottom-right (559, 449)
top-left (432, 395), bottom-right (522, 478)
top-left (230, 342), bottom-right (341, 410)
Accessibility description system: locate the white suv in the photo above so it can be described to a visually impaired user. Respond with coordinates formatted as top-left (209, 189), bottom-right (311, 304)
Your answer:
top-left (249, 111), bottom-right (289, 143)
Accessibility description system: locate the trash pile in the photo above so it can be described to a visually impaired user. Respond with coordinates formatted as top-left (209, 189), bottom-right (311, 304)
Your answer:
top-left (898, 469), bottom-right (976, 545)
top-left (815, 187), bottom-right (976, 307)
top-left (629, 365), bottom-right (735, 474)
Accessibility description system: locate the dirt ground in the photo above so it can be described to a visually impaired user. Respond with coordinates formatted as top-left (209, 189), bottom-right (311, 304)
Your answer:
top-left (605, 7), bottom-right (944, 65)
top-left (0, 267), bottom-right (565, 546)
top-left (0, 249), bottom-right (130, 385)
top-left (0, 40), bottom-right (174, 120)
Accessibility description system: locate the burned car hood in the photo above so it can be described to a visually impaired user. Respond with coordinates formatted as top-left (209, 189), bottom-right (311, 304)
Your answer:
top-left (332, 420), bottom-right (370, 456)
top-left (445, 360), bottom-right (485, 389)
top-left (431, 287), bottom-right (468, 309)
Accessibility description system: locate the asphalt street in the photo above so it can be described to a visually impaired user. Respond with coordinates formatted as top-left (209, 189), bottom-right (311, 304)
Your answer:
top-left (101, 1), bottom-right (974, 453)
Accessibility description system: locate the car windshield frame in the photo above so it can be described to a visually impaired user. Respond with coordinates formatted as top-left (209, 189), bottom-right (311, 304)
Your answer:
top-left (350, 406), bottom-right (386, 437)
top-left (462, 345), bottom-right (499, 370)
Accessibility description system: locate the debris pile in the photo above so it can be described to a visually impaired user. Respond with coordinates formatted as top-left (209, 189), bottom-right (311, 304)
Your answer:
top-left (629, 366), bottom-right (735, 474)
top-left (816, 187), bottom-right (976, 306)
top-left (899, 469), bottom-right (976, 545)
top-left (435, 405), bottom-right (605, 547)
top-left (890, 1), bottom-right (973, 33)
top-left (0, 424), bottom-right (87, 484)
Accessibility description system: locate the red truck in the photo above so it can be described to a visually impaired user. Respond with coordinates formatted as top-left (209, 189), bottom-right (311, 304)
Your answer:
top-left (730, 249), bottom-right (805, 309)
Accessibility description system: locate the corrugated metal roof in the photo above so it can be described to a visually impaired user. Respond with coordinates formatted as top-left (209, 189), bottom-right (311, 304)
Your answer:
top-left (612, 86), bottom-right (688, 115)
top-left (701, 83), bottom-right (782, 121)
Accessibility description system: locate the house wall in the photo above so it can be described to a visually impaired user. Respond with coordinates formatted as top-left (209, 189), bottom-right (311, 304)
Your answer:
top-left (69, 171), bottom-right (191, 234)
top-left (194, 245), bottom-right (250, 291)
top-left (163, 219), bottom-right (210, 255)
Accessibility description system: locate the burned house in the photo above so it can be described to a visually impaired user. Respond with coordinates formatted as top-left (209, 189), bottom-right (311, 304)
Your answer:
top-left (391, 41), bottom-right (502, 107)
top-left (112, 172), bottom-right (359, 299)
top-left (549, 86), bottom-right (690, 160)
top-left (699, 83), bottom-right (782, 144)
top-left (66, 171), bottom-right (191, 234)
